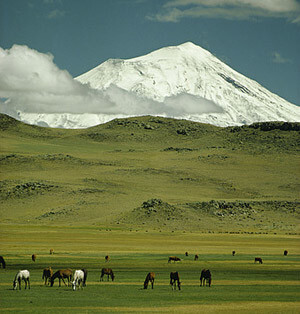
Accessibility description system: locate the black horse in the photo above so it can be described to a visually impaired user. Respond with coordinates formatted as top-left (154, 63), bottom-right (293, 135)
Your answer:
top-left (200, 269), bottom-right (211, 287)
top-left (170, 271), bottom-right (181, 290)
top-left (81, 268), bottom-right (88, 286)
top-left (0, 256), bottom-right (6, 269)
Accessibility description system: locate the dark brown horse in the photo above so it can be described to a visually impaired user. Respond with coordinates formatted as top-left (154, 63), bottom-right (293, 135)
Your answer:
top-left (194, 254), bottom-right (199, 261)
top-left (185, 252), bottom-right (189, 256)
top-left (284, 250), bottom-right (288, 256)
top-left (105, 255), bottom-right (110, 262)
top-left (81, 268), bottom-right (88, 287)
top-left (32, 254), bottom-right (36, 262)
top-left (254, 257), bottom-right (263, 264)
top-left (50, 269), bottom-right (72, 287)
top-left (0, 256), bottom-right (6, 269)
top-left (144, 272), bottom-right (155, 289)
top-left (232, 251), bottom-right (236, 256)
top-left (100, 268), bottom-right (115, 281)
top-left (42, 267), bottom-right (53, 285)
top-left (200, 269), bottom-right (211, 287)
top-left (170, 271), bottom-right (181, 290)
top-left (168, 256), bottom-right (181, 263)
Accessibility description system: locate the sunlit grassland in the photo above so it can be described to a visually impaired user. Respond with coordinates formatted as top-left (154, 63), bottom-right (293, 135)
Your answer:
top-left (0, 225), bottom-right (300, 313)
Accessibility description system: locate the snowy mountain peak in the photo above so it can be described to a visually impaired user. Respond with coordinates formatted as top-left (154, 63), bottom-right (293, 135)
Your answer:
top-left (74, 42), bottom-right (300, 127)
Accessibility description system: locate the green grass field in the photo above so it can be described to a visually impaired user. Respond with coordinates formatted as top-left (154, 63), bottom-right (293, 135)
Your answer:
top-left (1, 225), bottom-right (300, 313)
top-left (0, 114), bottom-right (299, 312)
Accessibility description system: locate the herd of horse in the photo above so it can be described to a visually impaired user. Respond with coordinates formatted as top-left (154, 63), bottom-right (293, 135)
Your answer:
top-left (1, 249), bottom-right (289, 291)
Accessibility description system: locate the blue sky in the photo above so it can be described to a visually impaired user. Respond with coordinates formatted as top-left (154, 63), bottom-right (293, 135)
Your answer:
top-left (1, 0), bottom-right (300, 106)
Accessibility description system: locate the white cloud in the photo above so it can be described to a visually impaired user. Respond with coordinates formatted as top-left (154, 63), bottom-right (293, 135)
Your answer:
top-left (147, 0), bottom-right (300, 23)
top-left (47, 9), bottom-right (65, 19)
top-left (0, 45), bottom-right (222, 120)
top-left (271, 52), bottom-right (291, 64)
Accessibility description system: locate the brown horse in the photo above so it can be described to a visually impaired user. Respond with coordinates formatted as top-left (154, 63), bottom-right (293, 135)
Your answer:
top-left (284, 250), bottom-right (288, 256)
top-left (170, 272), bottom-right (181, 290)
top-left (32, 254), bottom-right (36, 262)
top-left (144, 272), bottom-right (155, 289)
top-left (100, 268), bottom-right (115, 281)
top-left (200, 269), bottom-right (211, 287)
top-left (50, 269), bottom-right (72, 287)
top-left (0, 256), bottom-right (6, 269)
top-left (254, 257), bottom-right (263, 264)
top-left (105, 255), bottom-right (110, 262)
top-left (50, 249), bottom-right (54, 255)
top-left (42, 267), bottom-right (53, 285)
top-left (194, 254), bottom-right (199, 261)
top-left (232, 251), bottom-right (236, 256)
top-left (168, 256), bottom-right (181, 263)
top-left (185, 252), bottom-right (189, 257)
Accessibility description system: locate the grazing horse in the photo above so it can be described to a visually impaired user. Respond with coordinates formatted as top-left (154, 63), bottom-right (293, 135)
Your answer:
top-left (0, 256), bottom-right (6, 269)
top-left (50, 269), bottom-right (72, 287)
top-left (168, 256), bottom-right (181, 263)
top-left (100, 268), bottom-right (115, 281)
top-left (254, 257), bottom-right (263, 264)
top-left (13, 270), bottom-right (30, 290)
top-left (50, 249), bottom-right (54, 255)
top-left (105, 255), bottom-right (110, 262)
top-left (200, 269), bottom-right (212, 287)
top-left (81, 268), bottom-right (88, 287)
top-left (284, 250), bottom-right (288, 256)
top-left (194, 254), bottom-right (199, 261)
top-left (72, 270), bottom-right (85, 290)
top-left (170, 272), bottom-right (181, 290)
top-left (232, 251), bottom-right (236, 256)
top-left (42, 267), bottom-right (53, 285)
top-left (32, 254), bottom-right (36, 262)
top-left (144, 272), bottom-right (155, 289)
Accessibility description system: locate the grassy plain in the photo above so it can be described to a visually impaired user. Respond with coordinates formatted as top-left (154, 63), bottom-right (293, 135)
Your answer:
top-left (0, 114), bottom-right (299, 312)
top-left (1, 225), bottom-right (300, 313)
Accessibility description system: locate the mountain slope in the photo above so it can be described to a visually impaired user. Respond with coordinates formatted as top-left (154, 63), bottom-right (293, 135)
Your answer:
top-left (76, 42), bottom-right (300, 127)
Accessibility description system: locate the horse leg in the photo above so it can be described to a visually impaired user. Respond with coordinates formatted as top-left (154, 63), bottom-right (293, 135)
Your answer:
top-left (151, 279), bottom-right (154, 289)
top-left (61, 277), bottom-right (67, 286)
top-left (18, 278), bottom-right (21, 290)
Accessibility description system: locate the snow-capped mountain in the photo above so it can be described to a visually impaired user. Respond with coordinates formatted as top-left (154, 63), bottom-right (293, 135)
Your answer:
top-left (75, 42), bottom-right (299, 127)
top-left (14, 42), bottom-right (300, 128)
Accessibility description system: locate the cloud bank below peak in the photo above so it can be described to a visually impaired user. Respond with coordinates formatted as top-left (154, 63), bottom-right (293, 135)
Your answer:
top-left (0, 45), bottom-right (222, 122)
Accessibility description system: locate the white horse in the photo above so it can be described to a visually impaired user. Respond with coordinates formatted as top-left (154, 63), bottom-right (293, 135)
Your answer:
top-left (13, 270), bottom-right (30, 290)
top-left (72, 270), bottom-right (84, 290)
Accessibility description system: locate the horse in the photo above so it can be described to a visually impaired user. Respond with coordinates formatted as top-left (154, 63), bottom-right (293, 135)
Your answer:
top-left (170, 272), bottom-right (181, 290)
top-left (168, 256), bottom-right (181, 263)
top-left (144, 272), bottom-right (155, 289)
top-left (232, 251), bottom-right (236, 256)
top-left (32, 254), bottom-right (36, 262)
top-left (72, 270), bottom-right (85, 290)
top-left (100, 268), bottom-right (115, 281)
top-left (185, 252), bottom-right (189, 257)
top-left (194, 254), bottom-right (199, 261)
top-left (105, 255), bottom-right (110, 262)
top-left (42, 267), bottom-right (53, 285)
top-left (50, 269), bottom-right (72, 287)
top-left (13, 270), bottom-right (30, 290)
top-left (254, 257), bottom-right (263, 264)
top-left (200, 269), bottom-right (211, 287)
top-left (284, 250), bottom-right (288, 256)
top-left (50, 249), bottom-right (54, 255)
top-left (0, 256), bottom-right (6, 269)
top-left (81, 268), bottom-right (88, 287)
